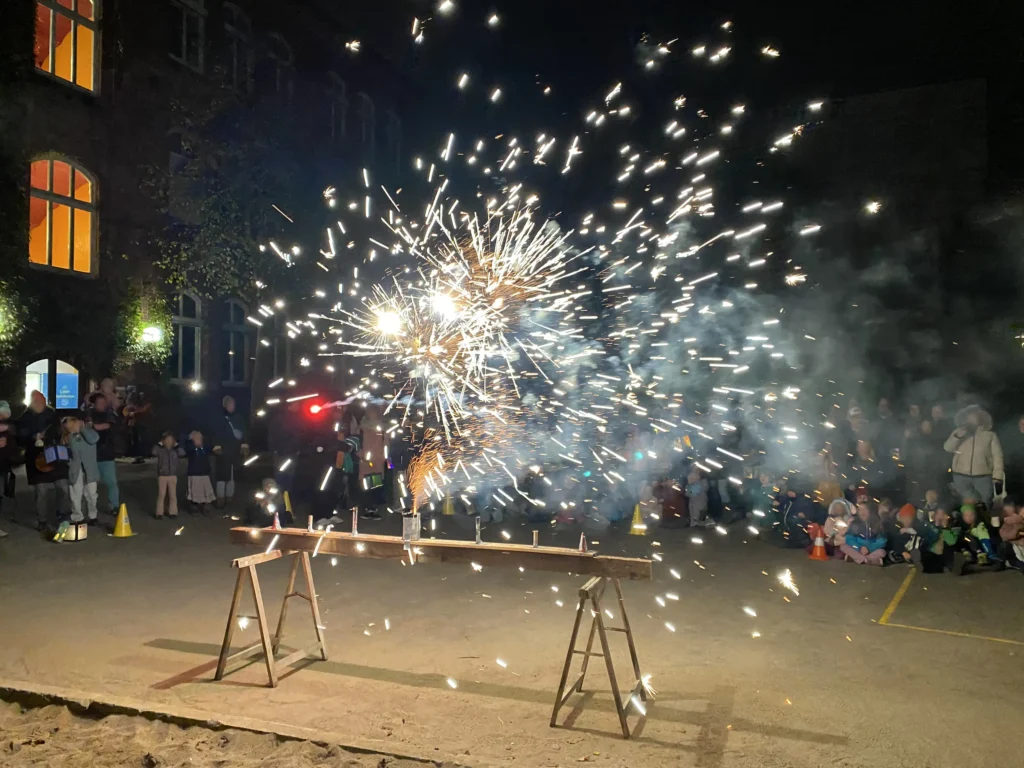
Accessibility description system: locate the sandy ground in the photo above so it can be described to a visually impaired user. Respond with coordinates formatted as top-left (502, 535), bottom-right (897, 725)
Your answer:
top-left (2, 465), bottom-right (1023, 767)
top-left (0, 701), bottom-right (443, 767)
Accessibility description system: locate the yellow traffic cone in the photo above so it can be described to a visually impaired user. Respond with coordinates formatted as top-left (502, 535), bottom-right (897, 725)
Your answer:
top-left (629, 503), bottom-right (647, 536)
top-left (112, 503), bottom-right (135, 537)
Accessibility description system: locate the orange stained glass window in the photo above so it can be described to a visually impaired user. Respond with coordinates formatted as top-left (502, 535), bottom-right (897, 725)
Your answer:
top-left (29, 158), bottom-right (96, 275)
top-left (34, 0), bottom-right (99, 92)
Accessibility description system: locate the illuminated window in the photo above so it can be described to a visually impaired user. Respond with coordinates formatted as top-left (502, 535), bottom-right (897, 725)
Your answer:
top-left (221, 299), bottom-right (249, 385)
top-left (169, 0), bottom-right (205, 72)
top-left (267, 34), bottom-right (294, 100)
top-left (357, 92), bottom-right (375, 158)
top-left (329, 73), bottom-right (347, 142)
top-left (25, 359), bottom-right (79, 409)
top-left (223, 3), bottom-right (252, 92)
top-left (169, 292), bottom-right (202, 381)
top-left (34, 0), bottom-right (100, 92)
top-left (29, 157), bottom-right (96, 275)
top-left (386, 110), bottom-right (401, 171)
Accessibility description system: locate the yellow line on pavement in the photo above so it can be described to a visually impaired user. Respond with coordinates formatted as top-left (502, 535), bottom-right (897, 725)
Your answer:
top-left (882, 622), bottom-right (1024, 647)
top-left (878, 568), bottom-right (916, 625)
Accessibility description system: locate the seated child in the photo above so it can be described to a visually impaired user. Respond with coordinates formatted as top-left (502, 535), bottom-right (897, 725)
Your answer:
top-left (917, 508), bottom-right (959, 574)
top-left (840, 502), bottom-right (887, 565)
top-left (998, 500), bottom-right (1024, 571)
top-left (823, 498), bottom-right (854, 555)
top-left (918, 489), bottom-right (940, 522)
top-left (885, 504), bottom-right (922, 565)
top-left (957, 503), bottom-right (1000, 570)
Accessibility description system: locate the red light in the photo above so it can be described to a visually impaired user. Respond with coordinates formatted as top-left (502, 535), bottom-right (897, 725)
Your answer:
top-left (309, 404), bottom-right (322, 415)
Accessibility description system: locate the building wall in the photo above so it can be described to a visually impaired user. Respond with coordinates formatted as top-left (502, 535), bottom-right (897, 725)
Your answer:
top-left (11, 0), bottom-right (410, 415)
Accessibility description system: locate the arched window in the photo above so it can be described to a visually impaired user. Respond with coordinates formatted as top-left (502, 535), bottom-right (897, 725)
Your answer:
top-left (29, 156), bottom-right (96, 274)
top-left (25, 359), bottom-right (79, 410)
top-left (34, 0), bottom-right (100, 92)
top-left (357, 92), bottom-right (375, 157)
top-left (169, 0), bottom-right (205, 72)
top-left (329, 73), bottom-right (347, 142)
top-left (267, 34), bottom-right (293, 100)
top-left (222, 299), bottom-right (249, 385)
top-left (169, 292), bottom-right (202, 382)
top-left (223, 2), bottom-right (252, 92)
top-left (386, 110), bottom-right (402, 171)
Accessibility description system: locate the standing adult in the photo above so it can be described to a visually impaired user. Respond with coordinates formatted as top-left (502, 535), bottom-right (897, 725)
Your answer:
top-left (930, 404), bottom-right (951, 440)
top-left (904, 420), bottom-right (944, 503)
top-left (66, 415), bottom-right (101, 525)
top-left (0, 401), bottom-right (14, 537)
top-left (1003, 415), bottom-right (1024, 500)
top-left (944, 405), bottom-right (1004, 506)
top-left (358, 404), bottom-right (386, 519)
top-left (122, 389), bottom-right (152, 464)
top-left (213, 395), bottom-right (248, 507)
top-left (85, 393), bottom-right (120, 515)
top-left (17, 391), bottom-right (66, 530)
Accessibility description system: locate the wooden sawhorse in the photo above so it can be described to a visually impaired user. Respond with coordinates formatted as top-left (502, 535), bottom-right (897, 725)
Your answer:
top-left (550, 576), bottom-right (648, 738)
top-left (214, 549), bottom-right (328, 687)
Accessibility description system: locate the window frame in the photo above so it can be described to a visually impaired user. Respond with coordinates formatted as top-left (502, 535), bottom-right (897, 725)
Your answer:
top-left (386, 109), bottom-right (401, 171)
top-left (357, 92), bottom-right (375, 157)
top-left (170, 291), bottom-right (203, 383)
top-left (33, 0), bottom-right (102, 94)
top-left (329, 72), bottom-right (347, 142)
top-left (28, 154), bottom-right (99, 277)
top-left (221, 298), bottom-right (250, 386)
top-left (169, 0), bottom-right (206, 74)
top-left (223, 2), bottom-right (253, 93)
top-left (267, 33), bottom-right (294, 100)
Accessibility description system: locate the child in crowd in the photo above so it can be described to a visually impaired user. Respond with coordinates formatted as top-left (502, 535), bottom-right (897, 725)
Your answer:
top-left (65, 415), bottom-right (100, 525)
top-left (686, 467), bottom-right (710, 528)
top-left (957, 503), bottom-right (1000, 570)
top-left (998, 500), bottom-right (1024, 571)
top-left (918, 489), bottom-right (941, 522)
top-left (823, 498), bottom-right (854, 555)
top-left (751, 472), bottom-right (777, 531)
top-left (877, 498), bottom-right (895, 524)
top-left (841, 502), bottom-right (888, 565)
top-left (152, 432), bottom-right (180, 519)
top-left (244, 478), bottom-right (293, 528)
top-left (184, 430), bottom-right (216, 514)
top-left (885, 504), bottom-right (921, 564)
top-left (917, 508), bottom-right (960, 573)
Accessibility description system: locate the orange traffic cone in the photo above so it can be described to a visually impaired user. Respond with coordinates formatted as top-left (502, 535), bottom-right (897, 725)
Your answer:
top-left (808, 522), bottom-right (829, 561)
top-left (112, 503), bottom-right (135, 538)
top-left (629, 504), bottom-right (646, 536)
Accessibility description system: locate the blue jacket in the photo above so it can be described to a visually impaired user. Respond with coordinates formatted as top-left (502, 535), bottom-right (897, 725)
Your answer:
top-left (68, 426), bottom-right (100, 485)
top-left (845, 518), bottom-right (887, 552)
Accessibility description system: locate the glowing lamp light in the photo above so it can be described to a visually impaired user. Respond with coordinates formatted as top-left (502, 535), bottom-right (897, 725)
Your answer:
top-left (141, 326), bottom-right (163, 343)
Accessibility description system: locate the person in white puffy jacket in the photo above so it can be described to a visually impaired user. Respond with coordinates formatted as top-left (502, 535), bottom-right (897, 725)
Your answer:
top-left (943, 405), bottom-right (1003, 506)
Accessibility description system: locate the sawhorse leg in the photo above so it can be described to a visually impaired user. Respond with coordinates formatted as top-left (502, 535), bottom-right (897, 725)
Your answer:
top-left (550, 576), bottom-right (648, 738)
top-left (215, 550), bottom-right (328, 688)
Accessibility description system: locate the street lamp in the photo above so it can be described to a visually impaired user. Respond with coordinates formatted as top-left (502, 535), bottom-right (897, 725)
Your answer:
top-left (141, 325), bottom-right (163, 343)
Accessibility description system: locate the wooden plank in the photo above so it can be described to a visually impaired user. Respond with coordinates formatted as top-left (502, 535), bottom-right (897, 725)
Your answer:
top-left (229, 527), bottom-right (652, 581)
top-left (232, 549), bottom-right (287, 569)
top-left (248, 565), bottom-right (278, 688)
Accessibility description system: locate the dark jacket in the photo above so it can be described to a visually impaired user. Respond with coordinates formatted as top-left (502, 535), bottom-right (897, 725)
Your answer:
top-left (153, 444), bottom-right (182, 476)
top-left (184, 441), bottom-right (212, 476)
top-left (0, 418), bottom-right (16, 474)
top-left (89, 409), bottom-right (118, 462)
top-left (17, 407), bottom-right (61, 485)
top-left (214, 409), bottom-right (247, 481)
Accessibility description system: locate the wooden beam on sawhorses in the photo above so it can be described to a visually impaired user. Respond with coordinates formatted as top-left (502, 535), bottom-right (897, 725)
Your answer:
top-left (229, 527), bottom-right (652, 581)
top-left (214, 549), bottom-right (328, 688)
top-left (550, 576), bottom-right (648, 738)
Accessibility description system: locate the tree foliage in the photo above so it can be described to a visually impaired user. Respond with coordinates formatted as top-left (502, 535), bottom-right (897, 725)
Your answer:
top-left (145, 72), bottom-right (313, 302)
